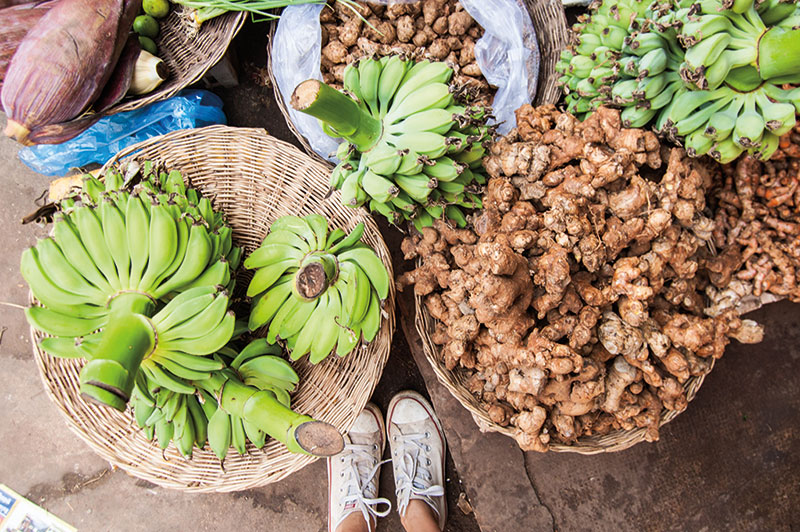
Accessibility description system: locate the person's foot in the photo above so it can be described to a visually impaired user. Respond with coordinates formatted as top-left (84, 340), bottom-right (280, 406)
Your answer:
top-left (387, 390), bottom-right (447, 531)
top-left (328, 403), bottom-right (391, 532)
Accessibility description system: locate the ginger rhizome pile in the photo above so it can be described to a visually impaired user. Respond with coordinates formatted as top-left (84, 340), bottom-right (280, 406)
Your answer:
top-left (705, 122), bottom-right (800, 314)
top-left (399, 105), bottom-right (762, 451)
top-left (320, 0), bottom-right (492, 105)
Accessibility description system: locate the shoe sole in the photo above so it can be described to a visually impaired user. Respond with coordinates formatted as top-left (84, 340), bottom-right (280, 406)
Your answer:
top-left (386, 390), bottom-right (447, 531)
top-left (328, 403), bottom-right (385, 532)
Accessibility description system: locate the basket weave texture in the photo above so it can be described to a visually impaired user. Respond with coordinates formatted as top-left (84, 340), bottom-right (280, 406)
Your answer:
top-left (91, 8), bottom-right (244, 117)
top-left (267, 0), bottom-right (568, 162)
top-left (31, 125), bottom-right (395, 491)
top-left (414, 296), bottom-right (713, 454)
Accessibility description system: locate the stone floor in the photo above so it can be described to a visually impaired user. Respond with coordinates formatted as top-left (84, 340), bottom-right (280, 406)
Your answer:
top-left (1, 19), bottom-right (798, 532)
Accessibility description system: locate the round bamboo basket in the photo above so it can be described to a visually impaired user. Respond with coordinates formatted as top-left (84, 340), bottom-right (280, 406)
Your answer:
top-left (30, 125), bottom-right (395, 491)
top-left (267, 0), bottom-right (568, 162)
top-left (414, 291), bottom-right (714, 454)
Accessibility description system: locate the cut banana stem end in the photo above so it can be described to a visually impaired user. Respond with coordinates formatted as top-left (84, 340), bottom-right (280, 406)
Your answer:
top-left (295, 254), bottom-right (338, 301)
top-left (291, 80), bottom-right (382, 152)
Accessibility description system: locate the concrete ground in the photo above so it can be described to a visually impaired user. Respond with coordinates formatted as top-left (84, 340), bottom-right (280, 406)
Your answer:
top-left (1, 19), bottom-right (799, 532)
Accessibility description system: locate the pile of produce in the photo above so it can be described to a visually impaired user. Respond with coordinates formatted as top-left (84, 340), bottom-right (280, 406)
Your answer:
top-left (130, 338), bottom-right (333, 460)
top-left (2, 0), bottom-right (168, 145)
top-left (23, 165), bottom-right (343, 458)
top-left (133, 0), bottom-right (171, 56)
top-left (246, 215), bottom-right (391, 363)
top-left (399, 105), bottom-right (763, 451)
top-left (318, 0), bottom-right (492, 105)
top-left (705, 123), bottom-right (800, 314)
top-left (556, 0), bottom-right (800, 162)
top-left (291, 57), bottom-right (490, 229)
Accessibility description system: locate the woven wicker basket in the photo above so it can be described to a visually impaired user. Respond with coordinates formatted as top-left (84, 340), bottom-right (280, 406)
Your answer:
top-left (414, 291), bottom-right (714, 454)
top-left (69, 7), bottom-right (244, 123)
top-left (30, 125), bottom-right (395, 491)
top-left (267, 0), bottom-right (568, 162)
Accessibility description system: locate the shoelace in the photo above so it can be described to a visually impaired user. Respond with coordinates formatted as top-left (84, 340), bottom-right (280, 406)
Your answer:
top-left (392, 432), bottom-right (444, 518)
top-left (335, 442), bottom-right (391, 532)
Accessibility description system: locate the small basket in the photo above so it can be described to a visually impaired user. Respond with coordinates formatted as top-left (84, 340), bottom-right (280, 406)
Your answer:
top-left (30, 125), bottom-right (395, 491)
top-left (267, 0), bottom-right (568, 162)
top-left (414, 292), bottom-right (713, 454)
top-left (82, 8), bottom-right (245, 119)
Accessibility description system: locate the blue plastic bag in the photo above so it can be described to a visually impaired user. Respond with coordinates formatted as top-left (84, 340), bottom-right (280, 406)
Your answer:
top-left (19, 90), bottom-right (227, 176)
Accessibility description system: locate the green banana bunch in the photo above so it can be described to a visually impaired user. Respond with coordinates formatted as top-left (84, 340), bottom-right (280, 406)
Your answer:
top-left (291, 57), bottom-right (491, 230)
top-left (557, 0), bottom-right (800, 163)
top-left (23, 163), bottom-right (241, 412)
top-left (131, 338), bottom-right (337, 460)
top-left (245, 215), bottom-right (390, 364)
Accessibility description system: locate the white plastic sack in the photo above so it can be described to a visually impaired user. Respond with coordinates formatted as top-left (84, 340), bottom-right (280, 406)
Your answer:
top-left (271, 0), bottom-right (539, 162)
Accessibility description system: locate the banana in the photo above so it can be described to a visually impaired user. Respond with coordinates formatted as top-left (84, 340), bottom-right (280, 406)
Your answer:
top-left (279, 297), bottom-right (319, 341)
top-left (709, 137), bottom-right (745, 163)
top-left (142, 360), bottom-right (196, 394)
top-left (304, 214), bottom-right (329, 252)
top-left (339, 262), bottom-right (370, 325)
top-left (567, 54), bottom-right (595, 78)
top-left (361, 290), bottom-right (382, 343)
top-left (269, 216), bottom-right (318, 250)
top-left (445, 205), bottom-right (468, 228)
top-left (238, 356), bottom-right (299, 387)
top-left (35, 238), bottom-right (107, 302)
top-left (422, 157), bottom-right (466, 182)
top-left (52, 218), bottom-right (115, 295)
top-left (310, 287), bottom-right (341, 364)
top-left (624, 32), bottom-right (667, 56)
top-left (176, 409), bottom-right (196, 458)
top-left (207, 407), bottom-right (231, 460)
top-left (153, 215), bottom-right (191, 289)
top-left (100, 199), bottom-right (130, 289)
top-left (633, 71), bottom-right (675, 100)
top-left (242, 419), bottom-right (266, 449)
top-left (125, 194), bottom-right (150, 289)
top-left (361, 170), bottom-right (400, 203)
top-left (260, 229), bottom-right (312, 253)
top-left (159, 292), bottom-right (230, 342)
top-left (704, 97), bottom-right (745, 140)
top-left (327, 222), bottom-right (365, 254)
top-left (158, 311), bottom-right (236, 356)
top-left (247, 258), bottom-right (298, 298)
top-left (665, 86), bottom-right (732, 125)
top-left (156, 349), bottom-right (224, 372)
top-left (325, 228), bottom-right (347, 251)
top-left (642, 80), bottom-right (682, 111)
top-left (637, 47), bottom-right (668, 77)
top-left (137, 202), bottom-right (178, 293)
top-left (154, 418), bottom-right (174, 450)
top-left (673, 95), bottom-right (732, 137)
top-left (389, 108), bottom-right (456, 136)
top-left (385, 83), bottom-right (454, 124)
top-left (756, 91), bottom-right (796, 136)
top-left (230, 338), bottom-right (283, 369)
top-left (390, 191), bottom-right (420, 214)
top-left (683, 33), bottom-right (732, 72)
top-left (72, 206), bottom-right (121, 291)
top-left (395, 150), bottom-right (424, 176)
top-left (244, 242), bottom-right (304, 270)
top-left (337, 247), bottom-right (390, 301)
top-left (358, 58), bottom-right (381, 116)
top-left (391, 61), bottom-right (452, 111)
top-left (289, 292), bottom-right (329, 360)
top-left (26, 306), bottom-right (105, 337)
top-left (152, 286), bottom-right (218, 330)
top-left (39, 336), bottom-right (92, 359)
top-left (754, 131), bottom-right (781, 161)
top-left (230, 414), bottom-right (248, 455)
top-left (150, 353), bottom-right (211, 381)
top-left (576, 32), bottom-right (602, 56)
top-left (394, 173), bottom-right (436, 203)
top-left (680, 15), bottom-right (734, 43)
top-left (267, 294), bottom-right (300, 343)
top-left (21, 249), bottom-right (106, 317)
top-left (377, 55), bottom-right (408, 117)
top-left (343, 63), bottom-right (363, 105)
top-left (249, 275), bottom-right (294, 330)
top-left (152, 222), bottom-right (215, 298)
top-left (363, 143), bottom-right (403, 176)
top-left (685, 127), bottom-right (715, 157)
top-left (340, 168), bottom-right (367, 208)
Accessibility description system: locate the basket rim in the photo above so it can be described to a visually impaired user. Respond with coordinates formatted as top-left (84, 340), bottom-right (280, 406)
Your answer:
top-left (413, 291), bottom-right (714, 454)
top-left (266, 0), bottom-right (568, 163)
top-left (31, 125), bottom-right (396, 490)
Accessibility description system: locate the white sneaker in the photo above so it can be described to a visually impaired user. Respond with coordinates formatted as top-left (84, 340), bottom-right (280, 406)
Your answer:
top-left (328, 403), bottom-right (391, 532)
top-left (387, 391), bottom-right (447, 531)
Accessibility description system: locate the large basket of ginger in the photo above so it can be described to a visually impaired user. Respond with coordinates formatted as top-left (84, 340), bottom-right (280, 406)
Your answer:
top-left (398, 105), bottom-right (765, 453)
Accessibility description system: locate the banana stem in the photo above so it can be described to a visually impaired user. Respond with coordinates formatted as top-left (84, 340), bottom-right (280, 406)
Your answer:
top-left (291, 80), bottom-right (382, 152)
top-left (79, 292), bottom-right (156, 410)
top-left (758, 27), bottom-right (800, 81)
top-left (295, 253), bottom-right (338, 301)
top-left (217, 378), bottom-right (344, 457)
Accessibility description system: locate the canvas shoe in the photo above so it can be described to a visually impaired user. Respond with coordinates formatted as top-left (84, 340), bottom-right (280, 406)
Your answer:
top-left (387, 390), bottom-right (447, 530)
top-left (328, 403), bottom-right (391, 532)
